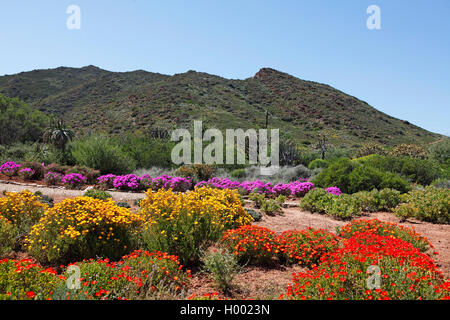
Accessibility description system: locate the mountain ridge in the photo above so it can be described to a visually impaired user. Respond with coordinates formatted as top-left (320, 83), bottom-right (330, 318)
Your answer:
top-left (0, 66), bottom-right (442, 147)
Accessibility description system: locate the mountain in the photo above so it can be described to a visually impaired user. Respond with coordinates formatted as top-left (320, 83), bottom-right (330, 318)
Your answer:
top-left (0, 66), bottom-right (442, 147)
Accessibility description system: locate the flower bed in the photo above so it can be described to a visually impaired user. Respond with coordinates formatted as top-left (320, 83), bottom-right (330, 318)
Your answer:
top-left (282, 233), bottom-right (450, 300)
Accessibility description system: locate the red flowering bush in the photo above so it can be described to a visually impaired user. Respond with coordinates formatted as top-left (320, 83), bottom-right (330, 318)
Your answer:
top-left (120, 250), bottom-right (191, 298)
top-left (276, 228), bottom-right (341, 268)
top-left (65, 250), bottom-right (191, 300)
top-left (221, 225), bottom-right (278, 265)
top-left (337, 219), bottom-right (432, 253)
top-left (282, 233), bottom-right (449, 300)
top-left (0, 259), bottom-right (64, 300)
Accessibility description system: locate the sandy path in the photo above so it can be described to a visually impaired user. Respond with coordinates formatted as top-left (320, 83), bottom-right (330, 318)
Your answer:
top-left (0, 181), bottom-right (145, 202)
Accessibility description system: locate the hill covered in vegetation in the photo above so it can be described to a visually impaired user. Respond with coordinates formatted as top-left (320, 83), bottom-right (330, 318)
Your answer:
top-left (0, 66), bottom-right (442, 147)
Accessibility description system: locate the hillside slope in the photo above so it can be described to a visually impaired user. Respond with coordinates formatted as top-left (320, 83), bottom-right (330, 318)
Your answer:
top-left (0, 66), bottom-right (441, 147)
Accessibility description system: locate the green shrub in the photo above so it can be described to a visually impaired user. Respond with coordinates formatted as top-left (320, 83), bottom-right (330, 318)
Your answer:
top-left (34, 191), bottom-right (54, 208)
top-left (0, 94), bottom-right (49, 146)
top-left (314, 158), bottom-right (411, 194)
top-left (431, 178), bottom-right (450, 189)
top-left (348, 165), bottom-right (384, 194)
top-left (245, 208), bottom-right (262, 222)
top-left (308, 159), bottom-right (329, 170)
top-left (202, 249), bottom-right (239, 293)
top-left (174, 164), bottom-right (214, 184)
top-left (260, 199), bottom-right (282, 216)
top-left (299, 188), bottom-right (333, 214)
top-left (429, 138), bottom-right (450, 165)
top-left (379, 172), bottom-right (411, 193)
top-left (390, 144), bottom-right (429, 159)
top-left (71, 135), bottom-right (135, 174)
top-left (355, 142), bottom-right (387, 158)
top-left (313, 158), bottom-right (357, 193)
top-left (0, 216), bottom-right (17, 257)
top-left (83, 189), bottom-right (112, 200)
top-left (393, 187), bottom-right (450, 224)
top-left (300, 188), bottom-right (363, 220)
top-left (353, 189), bottom-right (401, 212)
top-left (362, 155), bottom-right (442, 185)
top-left (43, 162), bottom-right (69, 175)
top-left (249, 192), bottom-right (266, 209)
top-left (324, 194), bottom-right (362, 220)
top-left (116, 202), bottom-right (131, 209)
top-left (230, 168), bottom-right (246, 179)
top-left (120, 134), bottom-right (176, 169)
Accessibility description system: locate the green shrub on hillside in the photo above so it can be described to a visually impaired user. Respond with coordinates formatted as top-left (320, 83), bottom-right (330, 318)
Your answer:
top-left (390, 144), bottom-right (429, 159)
top-left (0, 94), bottom-right (49, 146)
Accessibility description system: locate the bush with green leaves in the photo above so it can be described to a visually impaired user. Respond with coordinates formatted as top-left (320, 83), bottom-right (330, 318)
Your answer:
top-left (431, 179), bottom-right (450, 189)
top-left (299, 188), bottom-right (334, 214)
top-left (314, 158), bottom-right (411, 194)
top-left (390, 144), bottom-right (429, 159)
top-left (300, 188), bottom-right (362, 220)
top-left (0, 216), bottom-right (17, 256)
top-left (245, 208), bottom-right (262, 222)
top-left (120, 133), bottom-right (176, 169)
top-left (352, 188), bottom-right (401, 212)
top-left (355, 142), bottom-right (387, 158)
top-left (230, 168), bottom-right (246, 179)
top-left (361, 155), bottom-right (442, 185)
top-left (429, 138), bottom-right (450, 166)
top-left (393, 186), bottom-right (449, 224)
top-left (71, 134), bottom-right (135, 174)
top-left (323, 194), bottom-right (362, 220)
top-left (308, 159), bottom-right (329, 170)
top-left (312, 158), bottom-right (356, 194)
top-left (260, 198), bottom-right (282, 216)
top-left (83, 189), bottom-right (112, 201)
top-left (249, 192), bottom-right (266, 209)
top-left (202, 249), bottom-right (239, 293)
top-left (0, 94), bottom-right (49, 146)
top-left (116, 202), bottom-right (131, 209)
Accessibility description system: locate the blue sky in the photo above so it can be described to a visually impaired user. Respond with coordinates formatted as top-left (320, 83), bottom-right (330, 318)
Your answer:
top-left (1, 0), bottom-right (449, 136)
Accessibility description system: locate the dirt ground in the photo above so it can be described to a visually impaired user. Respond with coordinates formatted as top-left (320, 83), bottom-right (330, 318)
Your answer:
top-left (1, 182), bottom-right (449, 299)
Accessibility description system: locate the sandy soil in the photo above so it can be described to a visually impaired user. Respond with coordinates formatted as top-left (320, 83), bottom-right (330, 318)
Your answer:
top-left (0, 180), bottom-right (144, 203)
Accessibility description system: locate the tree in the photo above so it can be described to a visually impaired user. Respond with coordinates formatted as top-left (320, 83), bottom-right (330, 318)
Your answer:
top-left (315, 134), bottom-right (329, 160)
